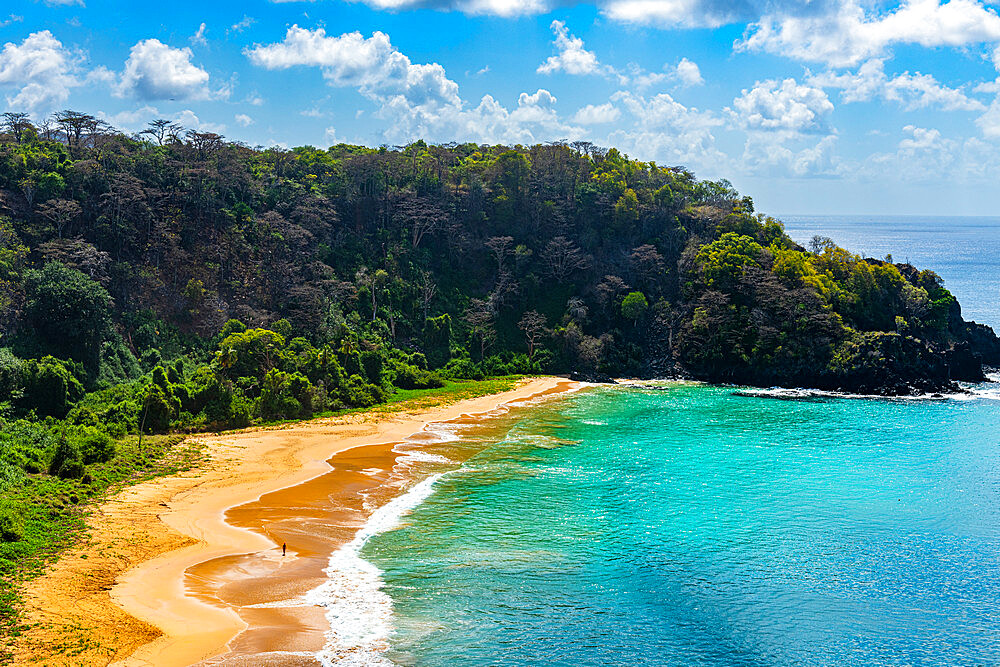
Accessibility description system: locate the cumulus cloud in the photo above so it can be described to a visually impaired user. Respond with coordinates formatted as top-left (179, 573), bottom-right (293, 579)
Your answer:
top-left (727, 77), bottom-right (842, 177)
top-left (739, 0), bottom-right (1000, 68)
top-left (601, 0), bottom-right (754, 28)
top-left (332, 0), bottom-right (546, 17)
top-left (117, 39), bottom-right (213, 100)
top-left (740, 133), bottom-right (841, 177)
top-left (610, 90), bottom-right (726, 171)
top-left (810, 59), bottom-right (985, 111)
top-left (0, 30), bottom-right (83, 113)
top-left (235, 113), bottom-right (254, 127)
top-left (537, 20), bottom-right (605, 76)
top-left (730, 78), bottom-right (834, 134)
top-left (572, 102), bottom-right (621, 124)
top-left (675, 57), bottom-right (703, 86)
top-left (97, 106), bottom-right (224, 135)
top-left (247, 27), bottom-right (461, 109)
top-left (898, 124), bottom-right (944, 151)
top-left (976, 99), bottom-right (1000, 138)
top-left (247, 26), bottom-right (581, 145)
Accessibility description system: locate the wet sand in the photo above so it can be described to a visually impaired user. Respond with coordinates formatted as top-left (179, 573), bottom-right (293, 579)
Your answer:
top-left (13, 377), bottom-right (576, 666)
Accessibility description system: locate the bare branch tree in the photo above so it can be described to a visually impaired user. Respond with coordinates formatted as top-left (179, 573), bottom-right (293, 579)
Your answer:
top-left (37, 199), bottom-right (81, 239)
top-left (140, 118), bottom-right (183, 146)
top-left (485, 235), bottom-right (514, 271)
top-left (541, 236), bottom-right (589, 283)
top-left (2, 112), bottom-right (33, 143)
top-left (419, 270), bottom-right (437, 321)
top-left (395, 196), bottom-right (447, 249)
top-left (518, 310), bottom-right (548, 359)
top-left (463, 298), bottom-right (496, 361)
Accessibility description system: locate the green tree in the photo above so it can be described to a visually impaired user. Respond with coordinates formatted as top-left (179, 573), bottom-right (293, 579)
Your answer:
top-left (23, 262), bottom-right (112, 376)
top-left (621, 292), bottom-right (649, 321)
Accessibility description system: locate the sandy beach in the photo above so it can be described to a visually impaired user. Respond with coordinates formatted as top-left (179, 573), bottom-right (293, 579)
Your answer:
top-left (13, 376), bottom-right (578, 666)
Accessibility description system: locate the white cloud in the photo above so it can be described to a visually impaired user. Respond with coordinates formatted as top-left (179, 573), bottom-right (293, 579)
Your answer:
top-left (0, 14), bottom-right (23, 28)
top-left (247, 26), bottom-right (581, 146)
top-left (740, 133), bottom-right (841, 177)
top-left (537, 20), bottom-right (605, 76)
top-left (976, 99), bottom-right (1000, 138)
top-left (235, 113), bottom-right (254, 127)
top-left (230, 16), bottom-right (256, 33)
top-left (572, 102), bottom-right (621, 124)
top-left (173, 109), bottom-right (225, 133)
top-left (810, 59), bottom-right (985, 111)
top-left (247, 27), bottom-right (461, 110)
top-left (739, 0), bottom-right (1000, 68)
top-left (898, 124), bottom-right (943, 150)
top-left (730, 78), bottom-right (834, 134)
top-left (332, 0), bottom-right (546, 16)
top-left (0, 30), bottom-right (82, 113)
top-left (190, 23), bottom-right (208, 47)
top-left (117, 39), bottom-right (212, 100)
top-left (609, 90), bottom-right (726, 171)
top-left (602, 0), bottom-right (746, 28)
top-left (97, 106), bottom-right (224, 135)
top-left (675, 57), bottom-right (703, 86)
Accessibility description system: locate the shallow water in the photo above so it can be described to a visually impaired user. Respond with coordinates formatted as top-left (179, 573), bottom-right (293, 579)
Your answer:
top-left (358, 381), bottom-right (1000, 666)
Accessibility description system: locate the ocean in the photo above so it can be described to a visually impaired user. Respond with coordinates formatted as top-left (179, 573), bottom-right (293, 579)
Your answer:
top-left (311, 216), bottom-right (1000, 666)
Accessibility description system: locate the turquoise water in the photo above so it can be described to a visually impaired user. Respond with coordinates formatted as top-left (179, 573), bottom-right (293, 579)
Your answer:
top-left (363, 382), bottom-right (1000, 666)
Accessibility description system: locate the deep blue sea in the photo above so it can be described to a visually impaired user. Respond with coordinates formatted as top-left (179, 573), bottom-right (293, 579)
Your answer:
top-left (311, 217), bottom-right (1000, 666)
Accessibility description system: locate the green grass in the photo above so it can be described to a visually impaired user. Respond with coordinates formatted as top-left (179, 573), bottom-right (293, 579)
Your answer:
top-left (0, 375), bottom-right (536, 662)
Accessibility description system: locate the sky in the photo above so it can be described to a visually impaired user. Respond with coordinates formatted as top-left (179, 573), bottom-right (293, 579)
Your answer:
top-left (3, 0), bottom-right (1000, 216)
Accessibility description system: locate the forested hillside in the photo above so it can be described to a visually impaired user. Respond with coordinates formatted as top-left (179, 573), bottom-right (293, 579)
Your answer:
top-left (0, 109), bottom-right (998, 443)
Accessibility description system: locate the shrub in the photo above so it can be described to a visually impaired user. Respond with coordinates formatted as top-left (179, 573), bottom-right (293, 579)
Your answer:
top-left (360, 350), bottom-right (386, 385)
top-left (67, 425), bottom-right (116, 464)
top-left (0, 504), bottom-right (24, 542)
top-left (392, 362), bottom-right (445, 390)
top-left (140, 348), bottom-right (162, 371)
top-left (141, 384), bottom-right (180, 434)
top-left (440, 358), bottom-right (484, 381)
top-left (20, 356), bottom-right (85, 418)
top-left (342, 374), bottom-right (386, 408)
top-left (49, 434), bottom-right (84, 479)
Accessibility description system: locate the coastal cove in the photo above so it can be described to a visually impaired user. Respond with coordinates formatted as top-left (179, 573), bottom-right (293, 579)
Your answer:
top-left (12, 377), bottom-right (579, 666)
top-left (367, 378), bottom-right (1000, 666)
top-left (13, 373), bottom-right (1000, 666)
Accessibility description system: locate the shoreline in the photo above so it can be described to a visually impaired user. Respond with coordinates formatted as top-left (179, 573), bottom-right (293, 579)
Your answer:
top-left (12, 376), bottom-right (580, 666)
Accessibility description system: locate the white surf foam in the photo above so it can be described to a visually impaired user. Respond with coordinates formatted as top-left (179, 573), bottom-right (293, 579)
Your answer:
top-left (736, 381), bottom-right (1000, 402)
top-left (733, 387), bottom-right (955, 401)
top-left (305, 473), bottom-right (445, 666)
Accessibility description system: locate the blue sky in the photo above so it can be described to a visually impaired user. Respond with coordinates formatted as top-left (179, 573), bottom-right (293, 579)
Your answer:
top-left (3, 0), bottom-right (1000, 216)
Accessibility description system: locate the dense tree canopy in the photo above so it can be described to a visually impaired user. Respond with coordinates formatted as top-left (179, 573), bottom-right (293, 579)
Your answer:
top-left (0, 108), bottom-right (995, 442)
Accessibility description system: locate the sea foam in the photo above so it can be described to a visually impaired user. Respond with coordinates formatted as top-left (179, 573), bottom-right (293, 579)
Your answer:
top-left (305, 473), bottom-right (445, 666)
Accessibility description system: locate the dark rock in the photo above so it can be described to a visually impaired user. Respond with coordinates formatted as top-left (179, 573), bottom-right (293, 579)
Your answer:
top-left (569, 371), bottom-right (618, 384)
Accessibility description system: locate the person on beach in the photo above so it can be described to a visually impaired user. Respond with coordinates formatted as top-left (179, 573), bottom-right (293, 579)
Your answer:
top-left (282, 543), bottom-right (286, 556)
